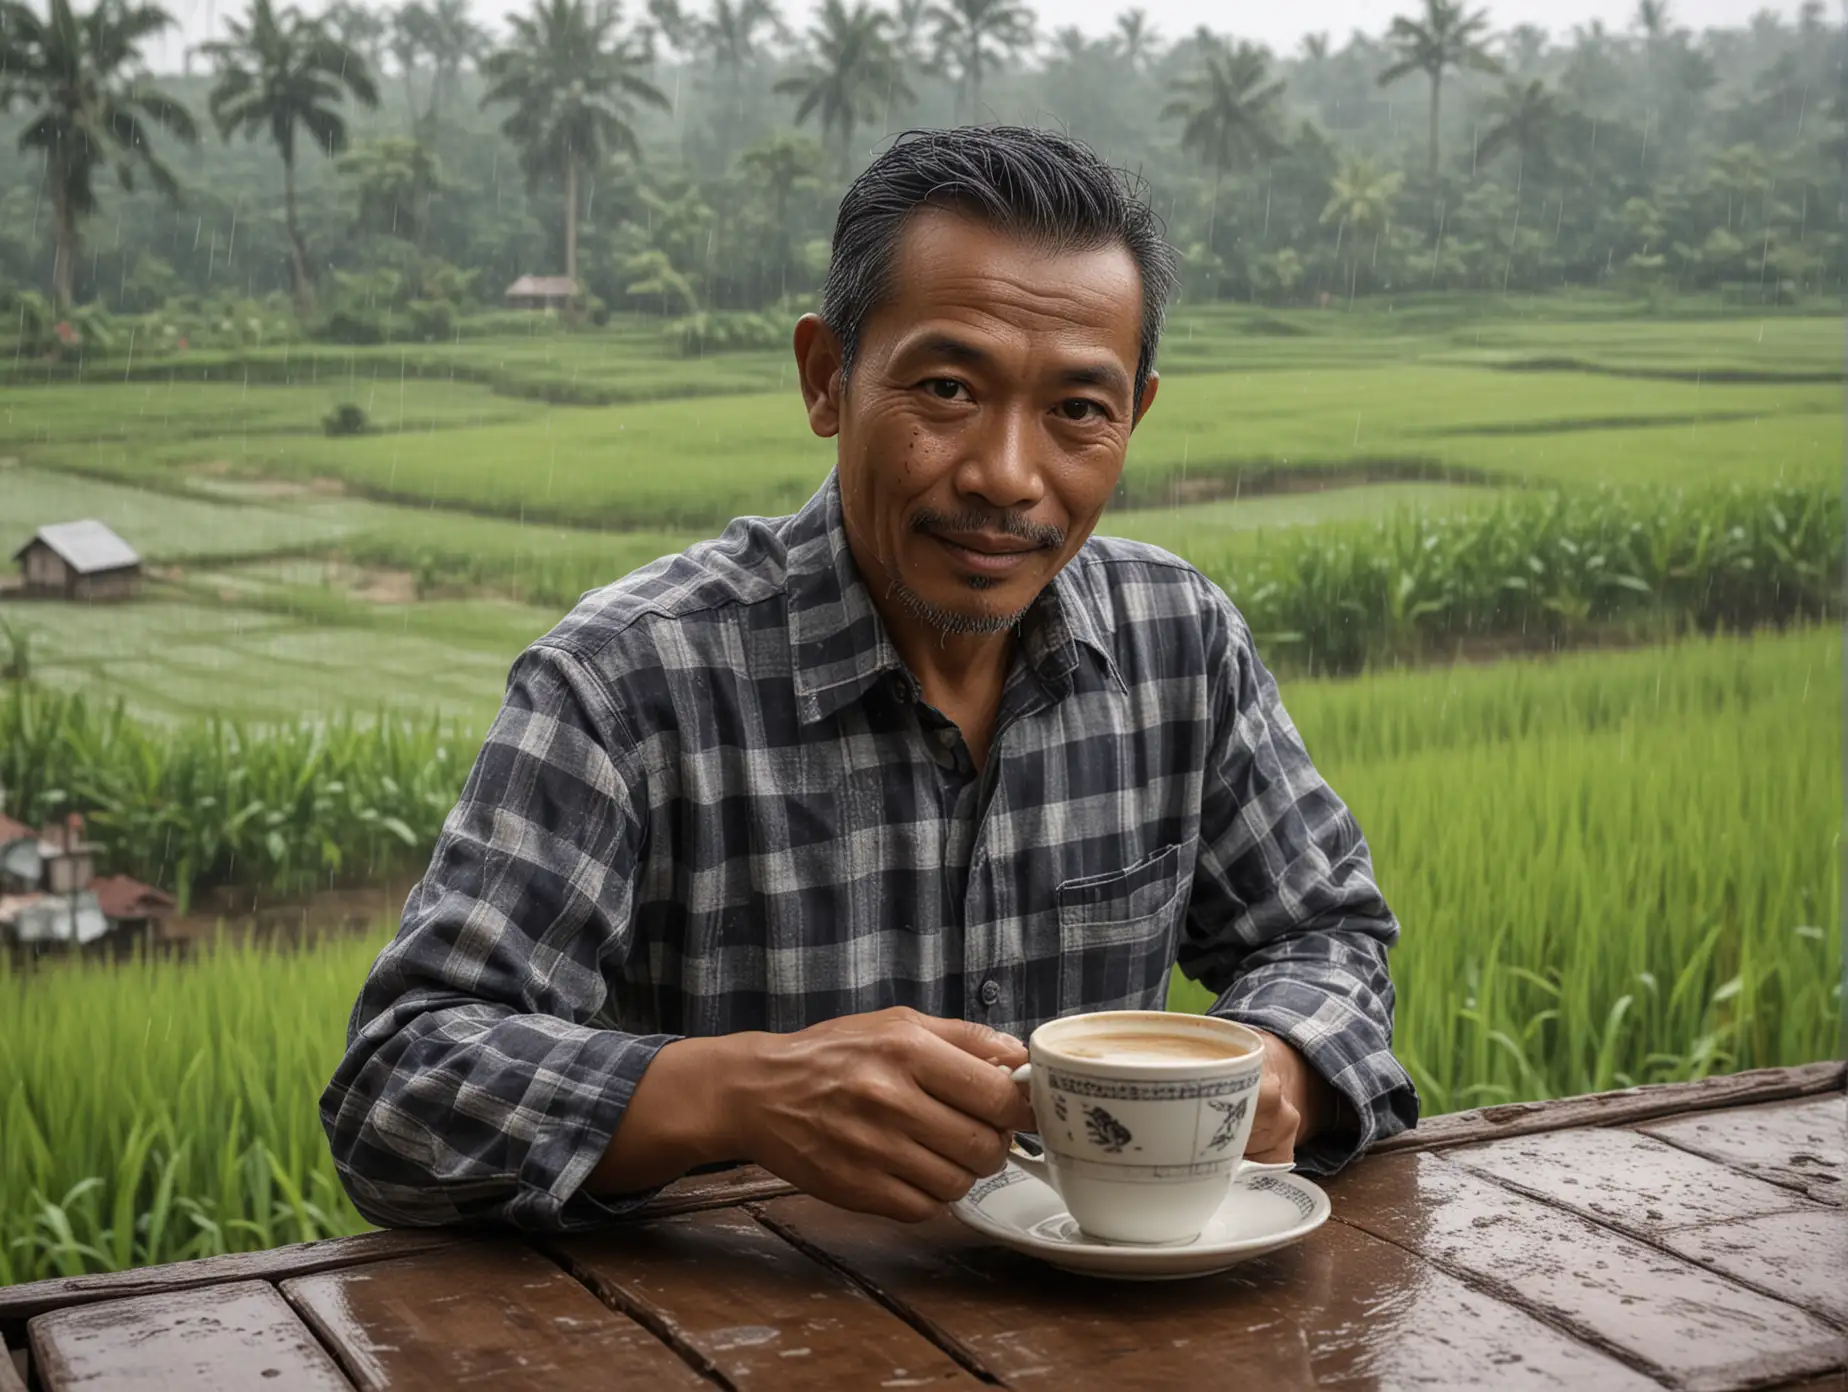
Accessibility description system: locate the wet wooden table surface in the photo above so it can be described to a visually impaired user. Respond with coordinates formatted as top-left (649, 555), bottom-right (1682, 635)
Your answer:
top-left (3, 1061), bottom-right (1842, 1391)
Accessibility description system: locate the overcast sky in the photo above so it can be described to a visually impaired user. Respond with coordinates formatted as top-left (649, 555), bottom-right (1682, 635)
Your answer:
top-left (144, 0), bottom-right (1823, 74)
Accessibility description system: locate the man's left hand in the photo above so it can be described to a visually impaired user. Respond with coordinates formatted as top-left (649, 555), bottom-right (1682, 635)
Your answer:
top-left (1239, 1026), bottom-right (1337, 1164)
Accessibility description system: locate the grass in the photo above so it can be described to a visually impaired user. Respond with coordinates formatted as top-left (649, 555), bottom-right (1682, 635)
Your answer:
top-left (3, 623), bottom-right (1837, 1283)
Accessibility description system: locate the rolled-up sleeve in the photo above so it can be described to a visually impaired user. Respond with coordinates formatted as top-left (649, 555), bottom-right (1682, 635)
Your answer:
top-left (1179, 584), bottom-right (1419, 1173)
top-left (320, 641), bottom-right (674, 1231)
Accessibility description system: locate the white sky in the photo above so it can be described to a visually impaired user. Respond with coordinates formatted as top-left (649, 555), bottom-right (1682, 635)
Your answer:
top-left (144, 0), bottom-right (1821, 74)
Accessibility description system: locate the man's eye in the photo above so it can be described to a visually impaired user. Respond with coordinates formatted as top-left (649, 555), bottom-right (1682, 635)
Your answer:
top-left (1059, 399), bottom-right (1107, 421)
top-left (923, 378), bottom-right (970, 401)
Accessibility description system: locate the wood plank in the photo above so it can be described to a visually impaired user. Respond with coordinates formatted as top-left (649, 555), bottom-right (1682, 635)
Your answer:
top-left (0, 1229), bottom-right (476, 1336)
top-left (0, 1166), bottom-right (793, 1341)
top-left (640, 1163), bottom-right (797, 1217)
top-left (28, 1280), bottom-right (353, 1391)
top-left (1, 1348), bottom-right (27, 1392)
top-left (1374, 1061), bottom-right (1845, 1156)
top-left (554, 1207), bottom-right (983, 1388)
top-left (1449, 1127), bottom-right (1819, 1233)
top-left (755, 1193), bottom-right (1657, 1389)
top-left (1641, 1097), bottom-right (1845, 1205)
top-left (1327, 1151), bottom-right (1847, 1390)
top-left (281, 1238), bottom-right (706, 1391)
top-left (1655, 1209), bottom-right (1848, 1328)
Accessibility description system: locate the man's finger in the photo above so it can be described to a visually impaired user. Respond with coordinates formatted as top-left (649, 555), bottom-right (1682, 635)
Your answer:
top-left (911, 1015), bottom-right (1028, 1067)
top-left (909, 1033), bottom-right (1035, 1130)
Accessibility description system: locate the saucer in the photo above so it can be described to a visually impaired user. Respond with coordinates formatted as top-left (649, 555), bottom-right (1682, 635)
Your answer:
top-left (950, 1160), bottom-right (1330, 1280)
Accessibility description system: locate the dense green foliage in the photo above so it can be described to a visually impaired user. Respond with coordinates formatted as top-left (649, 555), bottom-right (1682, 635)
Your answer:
top-left (0, 689), bottom-right (461, 910)
top-left (4, 625), bottom-right (1836, 1283)
top-left (0, 0), bottom-right (1842, 341)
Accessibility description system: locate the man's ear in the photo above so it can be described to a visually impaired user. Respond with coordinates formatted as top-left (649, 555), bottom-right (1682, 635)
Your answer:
top-left (793, 314), bottom-right (844, 438)
top-left (1131, 369), bottom-right (1160, 429)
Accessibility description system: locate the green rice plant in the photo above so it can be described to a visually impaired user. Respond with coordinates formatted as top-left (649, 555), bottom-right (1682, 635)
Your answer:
top-left (1, 626), bottom-right (1837, 1283)
top-left (0, 932), bottom-right (383, 1285)
top-left (1172, 626), bottom-right (1842, 1111)
top-left (0, 687), bottom-right (468, 909)
top-left (1178, 480), bottom-right (1841, 676)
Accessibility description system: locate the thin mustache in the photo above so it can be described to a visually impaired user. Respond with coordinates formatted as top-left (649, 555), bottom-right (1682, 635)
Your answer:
top-left (911, 510), bottom-right (1065, 549)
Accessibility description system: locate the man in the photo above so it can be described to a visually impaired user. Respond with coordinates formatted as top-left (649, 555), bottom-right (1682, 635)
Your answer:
top-left (323, 127), bottom-right (1417, 1232)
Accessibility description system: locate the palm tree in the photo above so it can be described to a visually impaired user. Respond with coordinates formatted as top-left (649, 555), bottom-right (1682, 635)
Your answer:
top-left (481, 0), bottom-right (669, 291)
top-left (2, 0), bottom-right (199, 309)
top-left (419, 0), bottom-right (489, 125)
top-left (202, 0), bottom-right (378, 316)
top-left (1299, 32), bottom-right (1331, 62)
top-left (322, 0), bottom-right (388, 74)
top-left (1475, 78), bottom-right (1562, 181)
top-left (1634, 0), bottom-right (1673, 42)
top-left (1378, 0), bottom-right (1501, 180)
top-left (1161, 41), bottom-right (1286, 220)
top-left (1499, 23), bottom-right (1548, 75)
top-left (389, 2), bottom-right (428, 127)
top-left (701, 0), bottom-right (785, 165)
top-left (926, 0), bottom-right (1032, 123)
top-left (1112, 8), bottom-right (1160, 69)
top-left (775, 0), bottom-right (911, 178)
top-left (739, 130), bottom-right (821, 291)
top-left (1321, 157), bottom-right (1404, 301)
top-left (891, 0), bottom-right (929, 64)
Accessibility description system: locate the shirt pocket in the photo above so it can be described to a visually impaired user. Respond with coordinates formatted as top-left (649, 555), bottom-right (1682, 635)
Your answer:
top-left (1055, 842), bottom-right (1188, 1015)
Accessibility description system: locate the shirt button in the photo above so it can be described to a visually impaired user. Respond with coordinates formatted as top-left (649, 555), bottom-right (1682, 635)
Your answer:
top-left (980, 979), bottom-right (1002, 1007)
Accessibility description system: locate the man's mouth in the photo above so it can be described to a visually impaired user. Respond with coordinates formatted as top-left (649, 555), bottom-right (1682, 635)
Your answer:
top-left (931, 533), bottom-right (1044, 574)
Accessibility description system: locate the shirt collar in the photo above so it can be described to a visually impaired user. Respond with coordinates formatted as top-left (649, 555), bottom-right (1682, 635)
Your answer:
top-left (785, 472), bottom-right (1126, 726)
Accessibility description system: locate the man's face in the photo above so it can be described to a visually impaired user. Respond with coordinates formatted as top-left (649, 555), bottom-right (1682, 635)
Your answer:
top-left (796, 210), bottom-right (1158, 636)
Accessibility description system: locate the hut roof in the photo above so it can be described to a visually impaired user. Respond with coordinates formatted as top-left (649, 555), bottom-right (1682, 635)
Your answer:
top-left (13, 520), bottom-right (140, 574)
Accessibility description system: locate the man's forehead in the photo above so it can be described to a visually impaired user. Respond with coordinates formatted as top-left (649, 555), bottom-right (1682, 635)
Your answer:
top-left (876, 208), bottom-right (1144, 353)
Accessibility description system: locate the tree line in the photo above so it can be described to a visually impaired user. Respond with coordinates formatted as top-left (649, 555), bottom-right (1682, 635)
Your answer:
top-left (0, 0), bottom-right (1841, 343)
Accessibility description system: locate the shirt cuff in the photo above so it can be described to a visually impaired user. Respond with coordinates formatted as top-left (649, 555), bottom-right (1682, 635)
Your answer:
top-left (1210, 983), bottom-right (1419, 1175)
top-left (503, 1027), bottom-right (685, 1232)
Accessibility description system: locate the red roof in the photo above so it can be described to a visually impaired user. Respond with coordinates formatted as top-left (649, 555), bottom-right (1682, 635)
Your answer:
top-left (90, 874), bottom-right (176, 920)
top-left (0, 814), bottom-right (32, 844)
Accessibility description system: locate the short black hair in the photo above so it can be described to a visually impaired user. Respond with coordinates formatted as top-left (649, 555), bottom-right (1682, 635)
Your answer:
top-left (819, 127), bottom-right (1180, 413)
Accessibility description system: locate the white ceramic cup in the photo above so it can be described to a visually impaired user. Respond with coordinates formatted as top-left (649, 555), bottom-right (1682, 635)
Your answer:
top-left (1006, 1010), bottom-right (1291, 1246)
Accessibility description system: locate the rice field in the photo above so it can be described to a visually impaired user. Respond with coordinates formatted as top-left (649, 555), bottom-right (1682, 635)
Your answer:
top-left (3, 624), bottom-right (1836, 1283)
top-left (0, 306), bottom-right (1839, 1285)
top-left (13, 365), bottom-right (1834, 531)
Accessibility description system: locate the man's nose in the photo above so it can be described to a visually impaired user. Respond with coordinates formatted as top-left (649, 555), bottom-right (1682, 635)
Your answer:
top-left (953, 404), bottom-right (1046, 512)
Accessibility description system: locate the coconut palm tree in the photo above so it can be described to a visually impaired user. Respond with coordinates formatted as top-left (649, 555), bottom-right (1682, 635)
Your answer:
top-left (739, 129), bottom-right (821, 291)
top-left (1112, 8), bottom-right (1160, 69)
top-left (201, 0), bottom-right (378, 315)
top-left (1475, 78), bottom-right (1563, 181)
top-left (1321, 157), bottom-right (1404, 301)
top-left (322, 0), bottom-right (388, 74)
top-left (775, 0), bottom-right (911, 178)
top-left (925, 0), bottom-right (1032, 122)
top-left (1377, 0), bottom-right (1501, 180)
top-left (700, 0), bottom-right (786, 165)
top-left (481, 0), bottom-right (669, 290)
top-left (2, 0), bottom-right (199, 308)
top-left (1161, 40), bottom-right (1286, 218)
top-left (419, 0), bottom-right (489, 125)
top-left (389, 2), bottom-right (429, 127)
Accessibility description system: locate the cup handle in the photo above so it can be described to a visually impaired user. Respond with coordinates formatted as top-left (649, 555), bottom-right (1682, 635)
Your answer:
top-left (1004, 1063), bottom-right (1056, 1187)
top-left (1235, 1158), bottom-right (1297, 1180)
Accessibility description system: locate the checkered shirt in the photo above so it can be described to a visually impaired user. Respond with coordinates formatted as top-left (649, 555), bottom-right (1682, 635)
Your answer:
top-left (322, 471), bottom-right (1418, 1231)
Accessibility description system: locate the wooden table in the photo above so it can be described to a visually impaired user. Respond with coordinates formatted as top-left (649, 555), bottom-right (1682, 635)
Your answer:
top-left (4, 1062), bottom-right (1842, 1391)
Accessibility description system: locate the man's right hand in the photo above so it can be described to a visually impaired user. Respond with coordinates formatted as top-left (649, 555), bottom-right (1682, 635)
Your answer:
top-left (591, 1008), bottom-right (1033, 1223)
top-left (724, 1008), bottom-right (1034, 1222)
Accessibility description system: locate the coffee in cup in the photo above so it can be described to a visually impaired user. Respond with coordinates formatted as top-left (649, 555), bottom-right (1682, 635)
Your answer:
top-left (1007, 1010), bottom-right (1281, 1246)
